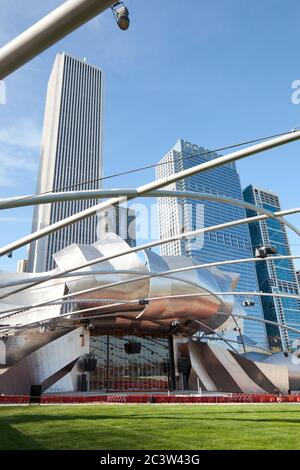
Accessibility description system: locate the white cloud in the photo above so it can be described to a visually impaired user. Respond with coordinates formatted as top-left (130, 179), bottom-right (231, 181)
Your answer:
top-left (0, 148), bottom-right (38, 187)
top-left (0, 167), bottom-right (14, 187)
top-left (0, 118), bottom-right (41, 148)
top-left (0, 159), bottom-right (37, 188)
top-left (0, 216), bottom-right (31, 223)
top-left (0, 119), bottom-right (40, 187)
top-left (1, 151), bottom-right (37, 172)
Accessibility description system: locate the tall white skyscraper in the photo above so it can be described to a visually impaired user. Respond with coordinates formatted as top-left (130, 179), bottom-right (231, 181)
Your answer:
top-left (28, 53), bottom-right (103, 272)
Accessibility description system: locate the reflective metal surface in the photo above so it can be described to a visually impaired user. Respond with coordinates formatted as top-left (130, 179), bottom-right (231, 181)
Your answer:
top-left (0, 234), bottom-right (243, 335)
top-left (0, 234), bottom-right (298, 394)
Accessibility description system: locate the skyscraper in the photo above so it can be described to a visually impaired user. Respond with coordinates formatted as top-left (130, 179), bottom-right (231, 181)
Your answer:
top-left (243, 185), bottom-right (300, 351)
top-left (28, 53), bottom-right (103, 272)
top-left (156, 139), bottom-right (269, 350)
top-left (16, 259), bottom-right (28, 273)
top-left (98, 204), bottom-right (136, 248)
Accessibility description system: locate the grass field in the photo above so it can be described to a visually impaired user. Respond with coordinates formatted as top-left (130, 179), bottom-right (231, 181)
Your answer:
top-left (0, 404), bottom-right (300, 450)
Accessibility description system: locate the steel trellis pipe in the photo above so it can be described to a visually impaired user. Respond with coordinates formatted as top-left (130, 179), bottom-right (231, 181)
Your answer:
top-left (2, 295), bottom-right (300, 339)
top-left (0, 0), bottom-right (117, 79)
top-left (197, 336), bottom-right (271, 355)
top-left (0, 266), bottom-right (239, 339)
top-left (15, 289), bottom-right (300, 309)
top-left (0, 189), bottom-right (299, 237)
top-left (1, 254), bottom-right (299, 290)
top-left (26, 289), bottom-right (300, 305)
top-left (2, 279), bottom-right (300, 336)
top-left (232, 313), bottom-right (300, 339)
top-left (149, 291), bottom-right (300, 302)
top-left (194, 319), bottom-right (240, 354)
top-left (0, 253), bottom-right (298, 358)
top-left (1, 130), bottom-right (300, 258)
top-left (1, 207), bottom-right (300, 305)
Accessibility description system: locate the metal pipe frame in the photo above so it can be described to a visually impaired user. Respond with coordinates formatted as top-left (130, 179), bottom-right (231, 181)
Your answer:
top-left (193, 319), bottom-right (240, 354)
top-left (1, 207), bottom-right (300, 306)
top-left (48, 289), bottom-right (300, 304)
top-left (3, 205), bottom-right (300, 309)
top-left (1, 130), bottom-right (300, 258)
top-left (149, 291), bottom-right (300, 302)
top-left (1, 2), bottom-right (299, 361)
top-left (2, 294), bottom-right (300, 340)
top-left (1, 254), bottom-right (297, 359)
top-left (1, 254), bottom-right (299, 291)
top-left (0, 251), bottom-right (259, 355)
top-left (1, 189), bottom-right (299, 237)
top-left (0, 303), bottom-right (129, 335)
top-left (0, 265), bottom-right (238, 337)
top-left (6, 286), bottom-right (300, 308)
top-left (2, 280), bottom-right (300, 333)
top-left (10, 289), bottom-right (300, 310)
top-left (232, 313), bottom-right (300, 339)
top-left (0, 0), bottom-right (117, 79)
top-left (196, 336), bottom-right (272, 355)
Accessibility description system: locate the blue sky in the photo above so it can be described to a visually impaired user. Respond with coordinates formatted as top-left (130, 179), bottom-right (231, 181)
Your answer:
top-left (0, 0), bottom-right (300, 271)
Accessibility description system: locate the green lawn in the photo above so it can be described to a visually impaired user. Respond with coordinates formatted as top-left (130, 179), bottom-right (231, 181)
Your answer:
top-left (0, 404), bottom-right (300, 450)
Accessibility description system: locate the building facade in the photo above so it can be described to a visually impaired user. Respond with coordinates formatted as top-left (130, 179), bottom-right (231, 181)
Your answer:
top-left (243, 185), bottom-right (300, 351)
top-left (156, 139), bottom-right (269, 350)
top-left (28, 53), bottom-right (104, 272)
top-left (98, 204), bottom-right (136, 248)
top-left (16, 259), bottom-right (28, 273)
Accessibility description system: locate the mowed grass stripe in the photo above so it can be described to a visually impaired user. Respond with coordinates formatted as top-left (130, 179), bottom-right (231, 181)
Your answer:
top-left (0, 404), bottom-right (300, 450)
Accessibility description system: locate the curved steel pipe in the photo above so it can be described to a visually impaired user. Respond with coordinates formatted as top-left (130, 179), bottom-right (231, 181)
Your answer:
top-left (149, 291), bottom-right (300, 302)
top-left (1, 189), bottom-right (299, 237)
top-left (1, 207), bottom-right (300, 304)
top-left (1, 130), bottom-right (300, 257)
top-left (1, 254), bottom-right (299, 291)
top-left (0, 265), bottom-right (236, 333)
top-left (0, 0), bottom-right (116, 79)
top-left (2, 295), bottom-right (300, 339)
top-left (232, 313), bottom-right (300, 339)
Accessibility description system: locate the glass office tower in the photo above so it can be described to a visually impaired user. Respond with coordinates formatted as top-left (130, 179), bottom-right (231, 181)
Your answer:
top-left (243, 185), bottom-right (300, 351)
top-left (156, 139), bottom-right (269, 350)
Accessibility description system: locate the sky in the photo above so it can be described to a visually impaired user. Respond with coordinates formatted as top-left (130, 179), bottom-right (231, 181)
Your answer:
top-left (0, 0), bottom-right (300, 271)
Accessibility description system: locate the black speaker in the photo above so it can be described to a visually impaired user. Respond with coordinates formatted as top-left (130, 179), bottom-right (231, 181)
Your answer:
top-left (30, 385), bottom-right (42, 404)
top-left (124, 341), bottom-right (142, 355)
top-left (83, 357), bottom-right (97, 372)
top-left (79, 374), bottom-right (88, 392)
top-left (177, 357), bottom-right (190, 374)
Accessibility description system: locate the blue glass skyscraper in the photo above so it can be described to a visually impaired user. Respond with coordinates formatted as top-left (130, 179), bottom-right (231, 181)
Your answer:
top-left (243, 185), bottom-right (300, 351)
top-left (156, 139), bottom-right (269, 350)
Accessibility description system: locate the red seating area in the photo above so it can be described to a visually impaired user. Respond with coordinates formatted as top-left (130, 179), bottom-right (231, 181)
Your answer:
top-left (0, 393), bottom-right (300, 405)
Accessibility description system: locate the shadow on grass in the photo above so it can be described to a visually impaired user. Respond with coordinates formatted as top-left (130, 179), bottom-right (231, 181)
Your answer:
top-left (1, 408), bottom-right (300, 451)
top-left (0, 421), bottom-right (44, 450)
top-left (2, 408), bottom-right (300, 427)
